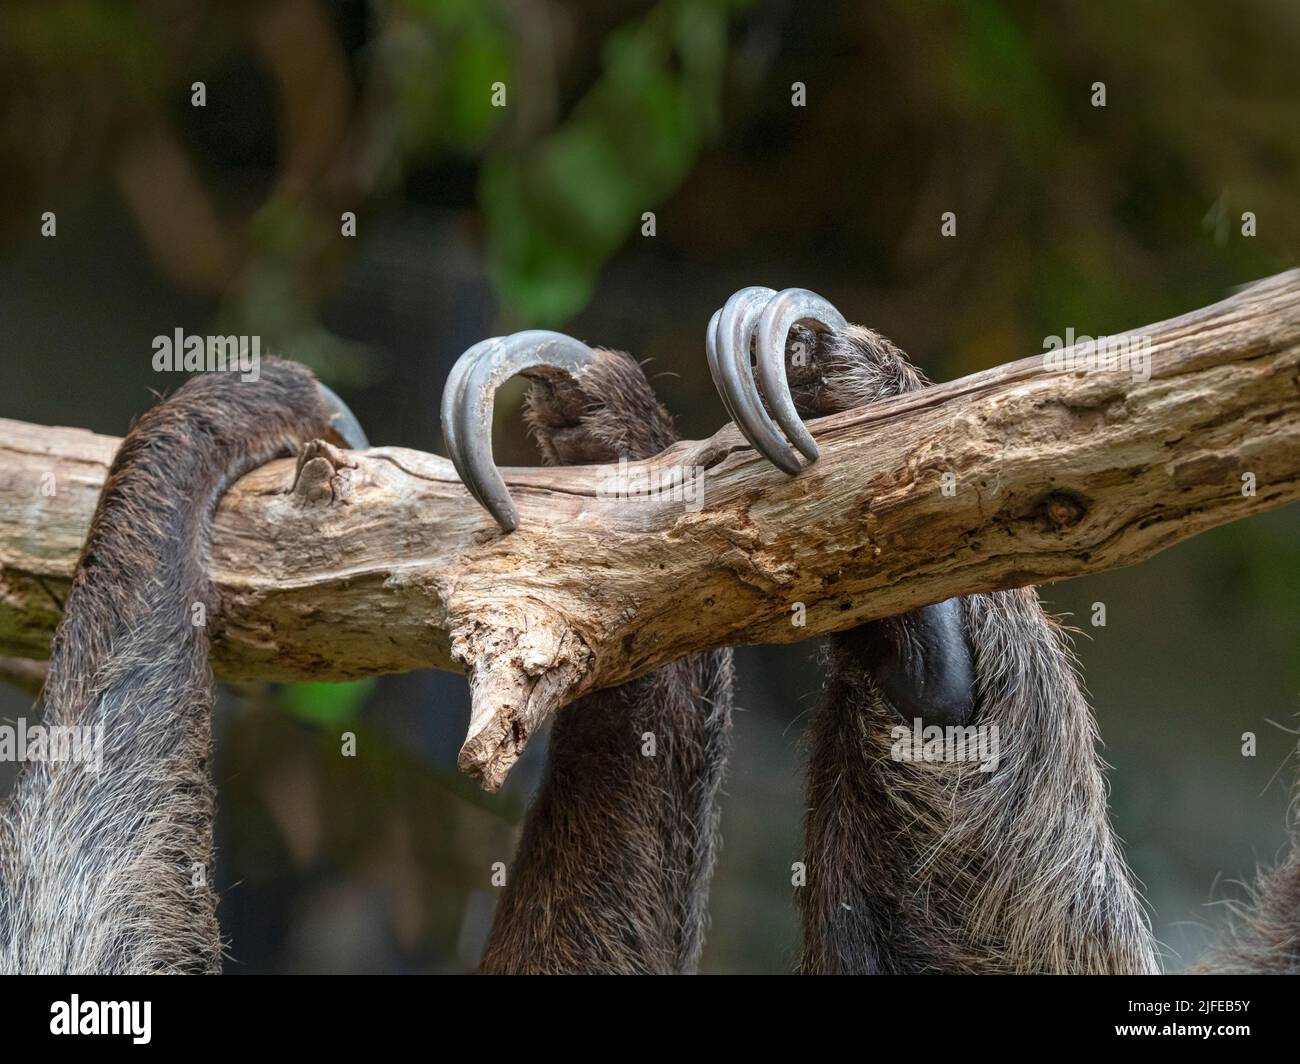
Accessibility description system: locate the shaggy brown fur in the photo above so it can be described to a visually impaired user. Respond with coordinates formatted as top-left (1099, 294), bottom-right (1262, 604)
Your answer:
top-left (0, 359), bottom-right (353, 973)
top-left (792, 326), bottom-right (1160, 973)
top-left (478, 349), bottom-right (733, 974)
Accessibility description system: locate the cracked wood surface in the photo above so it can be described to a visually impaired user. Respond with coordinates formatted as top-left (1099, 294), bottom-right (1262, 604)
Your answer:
top-left (2, 271), bottom-right (1299, 789)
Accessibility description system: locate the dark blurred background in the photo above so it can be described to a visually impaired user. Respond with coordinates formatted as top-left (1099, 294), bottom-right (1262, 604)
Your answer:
top-left (1, 0), bottom-right (1298, 973)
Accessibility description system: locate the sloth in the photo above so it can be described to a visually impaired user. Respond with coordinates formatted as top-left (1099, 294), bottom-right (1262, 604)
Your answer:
top-left (444, 320), bottom-right (1148, 973)
top-left (452, 311), bottom-right (1152, 973)
top-left (701, 285), bottom-right (1300, 975)
top-left (0, 350), bottom-right (731, 974)
top-left (5, 325), bottom-right (1293, 975)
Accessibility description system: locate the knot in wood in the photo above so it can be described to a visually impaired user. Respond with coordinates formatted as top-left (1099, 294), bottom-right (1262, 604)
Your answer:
top-left (1037, 490), bottom-right (1088, 531)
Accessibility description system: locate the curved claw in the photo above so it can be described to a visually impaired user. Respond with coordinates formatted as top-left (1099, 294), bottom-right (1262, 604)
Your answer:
top-left (440, 337), bottom-right (500, 512)
top-left (440, 330), bottom-right (599, 532)
top-left (705, 308), bottom-right (734, 425)
top-left (754, 288), bottom-right (848, 463)
top-left (316, 382), bottom-right (370, 450)
top-left (705, 286), bottom-right (804, 475)
top-left (705, 288), bottom-right (769, 431)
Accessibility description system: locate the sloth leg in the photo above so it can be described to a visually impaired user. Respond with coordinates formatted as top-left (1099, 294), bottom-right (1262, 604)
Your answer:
top-left (707, 291), bottom-right (1158, 973)
top-left (444, 337), bottom-right (733, 974)
top-left (0, 360), bottom-right (365, 973)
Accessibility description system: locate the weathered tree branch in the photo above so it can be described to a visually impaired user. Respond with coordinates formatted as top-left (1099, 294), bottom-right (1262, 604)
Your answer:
top-left (3, 271), bottom-right (1299, 789)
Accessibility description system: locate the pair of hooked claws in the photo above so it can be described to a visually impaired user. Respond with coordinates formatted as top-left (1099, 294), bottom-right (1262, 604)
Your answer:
top-left (433, 289), bottom-right (848, 532)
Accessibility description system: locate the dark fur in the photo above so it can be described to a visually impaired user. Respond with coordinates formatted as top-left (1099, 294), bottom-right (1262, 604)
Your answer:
top-left (479, 350), bottom-right (733, 974)
top-left (791, 324), bottom-right (1300, 974)
top-left (0, 359), bottom-right (347, 973)
top-left (792, 327), bottom-right (1157, 973)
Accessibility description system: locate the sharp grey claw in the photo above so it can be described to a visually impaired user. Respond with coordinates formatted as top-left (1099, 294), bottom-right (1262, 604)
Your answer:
top-left (704, 308), bottom-right (737, 427)
top-left (707, 286), bottom-right (804, 475)
top-left (316, 382), bottom-right (370, 450)
top-left (755, 288), bottom-right (848, 463)
top-left (440, 337), bottom-right (499, 512)
top-left (440, 330), bottom-right (599, 532)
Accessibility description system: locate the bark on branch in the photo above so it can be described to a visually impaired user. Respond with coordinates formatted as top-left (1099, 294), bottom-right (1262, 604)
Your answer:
top-left (3, 271), bottom-right (1299, 789)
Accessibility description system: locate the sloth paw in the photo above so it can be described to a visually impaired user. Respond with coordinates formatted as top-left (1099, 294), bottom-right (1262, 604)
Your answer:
top-left (440, 331), bottom-right (676, 530)
top-left (705, 286), bottom-right (929, 473)
top-left (784, 323), bottom-right (928, 419)
top-left (705, 286), bottom-right (977, 729)
top-left (840, 599), bottom-right (977, 728)
top-left (524, 347), bottom-right (677, 466)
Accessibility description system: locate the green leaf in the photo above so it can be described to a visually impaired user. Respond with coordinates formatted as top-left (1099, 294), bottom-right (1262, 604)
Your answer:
top-left (281, 679), bottom-right (376, 727)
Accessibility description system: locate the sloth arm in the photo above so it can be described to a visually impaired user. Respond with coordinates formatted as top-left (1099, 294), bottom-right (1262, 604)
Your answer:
top-left (477, 349), bottom-right (733, 974)
top-left (0, 360), bottom-right (355, 974)
top-left (787, 327), bottom-right (1158, 974)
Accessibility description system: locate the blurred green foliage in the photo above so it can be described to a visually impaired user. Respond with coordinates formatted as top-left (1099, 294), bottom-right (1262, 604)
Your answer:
top-left (482, 0), bottom-right (744, 324)
top-left (6, 0), bottom-right (162, 103)
top-left (400, 0), bottom-right (514, 151)
top-left (281, 679), bottom-right (377, 728)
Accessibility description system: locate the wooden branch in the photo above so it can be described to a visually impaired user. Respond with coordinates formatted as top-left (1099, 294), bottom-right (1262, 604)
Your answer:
top-left (3, 271), bottom-right (1299, 790)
